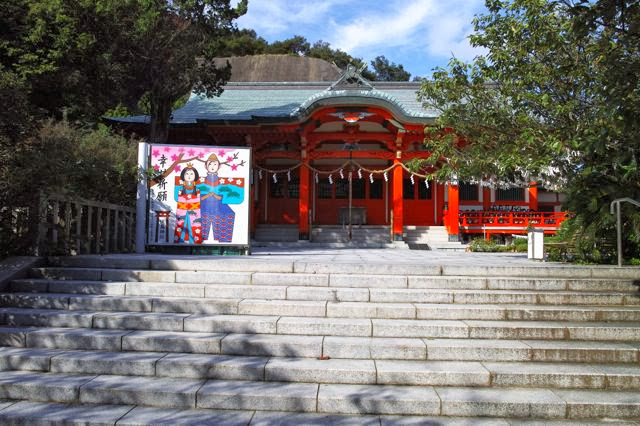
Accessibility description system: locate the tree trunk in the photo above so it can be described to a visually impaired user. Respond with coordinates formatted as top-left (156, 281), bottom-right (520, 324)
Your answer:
top-left (149, 97), bottom-right (172, 143)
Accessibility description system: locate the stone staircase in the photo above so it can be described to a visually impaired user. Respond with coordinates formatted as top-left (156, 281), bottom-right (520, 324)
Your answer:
top-left (0, 255), bottom-right (639, 423)
top-left (311, 226), bottom-right (394, 247)
top-left (253, 225), bottom-right (299, 243)
top-left (405, 226), bottom-right (468, 251)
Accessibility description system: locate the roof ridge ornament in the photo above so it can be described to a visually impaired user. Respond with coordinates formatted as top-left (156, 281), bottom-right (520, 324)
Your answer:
top-left (329, 63), bottom-right (374, 91)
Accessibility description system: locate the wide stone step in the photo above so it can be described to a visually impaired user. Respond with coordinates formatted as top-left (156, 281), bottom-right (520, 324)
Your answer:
top-left (0, 370), bottom-right (639, 417)
top-left (2, 309), bottom-right (640, 341)
top-left (45, 255), bottom-right (640, 280)
top-left (6, 402), bottom-right (640, 425)
top-left (0, 401), bottom-right (259, 425)
top-left (25, 267), bottom-right (640, 292)
top-left (3, 346), bottom-right (640, 390)
top-left (2, 326), bottom-right (638, 363)
top-left (5, 292), bottom-right (640, 324)
top-left (10, 280), bottom-right (640, 308)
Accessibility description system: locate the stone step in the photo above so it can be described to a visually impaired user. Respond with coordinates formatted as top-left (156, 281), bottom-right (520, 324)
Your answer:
top-left (2, 346), bottom-right (639, 390)
top-left (45, 256), bottom-right (640, 279)
top-left (0, 401), bottom-right (259, 425)
top-left (2, 309), bottom-right (640, 340)
top-left (5, 402), bottom-right (640, 426)
top-left (31, 294), bottom-right (628, 322)
top-left (2, 326), bottom-right (638, 363)
top-left (5, 402), bottom-right (640, 425)
top-left (26, 267), bottom-right (640, 293)
top-left (10, 280), bottom-right (640, 307)
top-left (0, 370), bottom-right (639, 417)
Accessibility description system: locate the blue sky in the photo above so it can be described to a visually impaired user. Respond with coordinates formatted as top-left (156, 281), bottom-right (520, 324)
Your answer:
top-left (234, 0), bottom-right (489, 78)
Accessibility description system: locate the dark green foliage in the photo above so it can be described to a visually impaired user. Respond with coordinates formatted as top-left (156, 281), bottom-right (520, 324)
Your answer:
top-left (468, 237), bottom-right (528, 252)
top-left (419, 0), bottom-right (640, 263)
top-left (0, 120), bottom-right (138, 258)
top-left (266, 35), bottom-right (311, 56)
top-left (370, 56), bottom-right (411, 81)
top-left (216, 31), bottom-right (408, 81)
top-left (2, 0), bottom-right (247, 141)
top-left (214, 29), bottom-right (268, 56)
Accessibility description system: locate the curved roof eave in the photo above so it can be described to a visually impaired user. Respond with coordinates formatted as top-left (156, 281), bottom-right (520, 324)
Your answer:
top-left (292, 89), bottom-right (437, 125)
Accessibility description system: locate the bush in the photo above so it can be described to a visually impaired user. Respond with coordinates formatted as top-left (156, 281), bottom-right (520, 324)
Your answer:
top-left (513, 237), bottom-right (528, 252)
top-left (0, 120), bottom-right (139, 258)
top-left (467, 236), bottom-right (529, 253)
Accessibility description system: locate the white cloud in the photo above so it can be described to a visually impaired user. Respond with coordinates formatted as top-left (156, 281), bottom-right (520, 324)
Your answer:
top-left (328, 0), bottom-right (435, 52)
top-left (236, 0), bottom-right (343, 36)
top-left (327, 0), bottom-right (485, 62)
top-left (231, 0), bottom-right (488, 75)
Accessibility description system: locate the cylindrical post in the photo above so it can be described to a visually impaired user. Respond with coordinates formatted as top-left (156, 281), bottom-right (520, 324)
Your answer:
top-left (617, 202), bottom-right (622, 267)
top-left (135, 142), bottom-right (149, 254)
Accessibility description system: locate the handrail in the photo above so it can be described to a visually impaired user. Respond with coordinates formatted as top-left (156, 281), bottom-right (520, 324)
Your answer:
top-left (610, 197), bottom-right (640, 267)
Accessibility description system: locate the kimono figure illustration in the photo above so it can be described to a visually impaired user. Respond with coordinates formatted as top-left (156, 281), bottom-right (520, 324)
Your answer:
top-left (173, 165), bottom-right (202, 244)
top-left (199, 154), bottom-right (236, 242)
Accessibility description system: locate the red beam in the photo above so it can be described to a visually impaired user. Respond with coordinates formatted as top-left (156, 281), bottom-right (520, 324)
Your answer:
top-left (307, 132), bottom-right (394, 143)
top-left (254, 151), bottom-right (301, 161)
top-left (309, 150), bottom-right (394, 160)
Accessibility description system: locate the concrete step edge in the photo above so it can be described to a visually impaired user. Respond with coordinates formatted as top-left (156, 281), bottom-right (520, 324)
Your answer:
top-left (3, 299), bottom-right (640, 322)
top-left (1, 370), bottom-right (640, 417)
top-left (1, 327), bottom-right (638, 362)
top-left (1, 346), bottom-right (640, 389)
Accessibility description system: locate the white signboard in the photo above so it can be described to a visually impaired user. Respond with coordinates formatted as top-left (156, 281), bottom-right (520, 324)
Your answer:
top-left (147, 144), bottom-right (251, 246)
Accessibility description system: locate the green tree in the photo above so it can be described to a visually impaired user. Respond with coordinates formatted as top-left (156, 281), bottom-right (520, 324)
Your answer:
top-left (308, 40), bottom-right (375, 80)
top-left (3, 0), bottom-right (247, 142)
top-left (266, 35), bottom-right (311, 56)
top-left (370, 55), bottom-right (411, 81)
top-left (214, 28), bottom-right (268, 56)
top-left (418, 0), bottom-right (640, 262)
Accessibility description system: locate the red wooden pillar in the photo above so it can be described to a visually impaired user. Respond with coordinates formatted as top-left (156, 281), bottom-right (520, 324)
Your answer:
top-left (298, 162), bottom-right (310, 239)
top-left (528, 182), bottom-right (538, 211)
top-left (392, 158), bottom-right (403, 240)
top-left (447, 182), bottom-right (460, 239)
top-left (482, 188), bottom-right (491, 210)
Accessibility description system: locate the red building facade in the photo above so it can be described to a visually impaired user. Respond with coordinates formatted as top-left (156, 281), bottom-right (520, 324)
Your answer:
top-left (113, 70), bottom-right (566, 242)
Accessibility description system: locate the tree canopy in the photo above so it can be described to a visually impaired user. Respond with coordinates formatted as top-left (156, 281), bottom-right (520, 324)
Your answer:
top-left (2, 0), bottom-right (248, 142)
top-left (418, 0), bottom-right (640, 262)
top-left (217, 32), bottom-right (412, 82)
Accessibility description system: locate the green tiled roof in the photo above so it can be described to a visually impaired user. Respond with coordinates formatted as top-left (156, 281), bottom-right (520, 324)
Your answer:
top-left (110, 82), bottom-right (439, 125)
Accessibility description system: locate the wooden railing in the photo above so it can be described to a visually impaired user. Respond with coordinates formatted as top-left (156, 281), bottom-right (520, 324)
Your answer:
top-left (459, 211), bottom-right (571, 234)
top-left (35, 193), bottom-right (135, 256)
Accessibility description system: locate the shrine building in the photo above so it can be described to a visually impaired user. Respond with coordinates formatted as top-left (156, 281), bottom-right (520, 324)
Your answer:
top-left (110, 56), bottom-right (567, 245)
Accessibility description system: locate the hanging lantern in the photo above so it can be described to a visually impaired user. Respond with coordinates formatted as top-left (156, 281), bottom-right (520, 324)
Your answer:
top-left (339, 168), bottom-right (344, 179)
top-left (424, 179), bottom-right (429, 188)
top-left (357, 169), bottom-right (362, 179)
top-left (328, 174), bottom-right (333, 184)
top-left (410, 175), bottom-right (415, 185)
top-left (287, 170), bottom-right (291, 182)
top-left (369, 173), bottom-right (374, 183)
top-left (383, 171), bottom-right (388, 182)
top-left (272, 173), bottom-right (278, 183)
top-left (258, 169), bottom-right (263, 180)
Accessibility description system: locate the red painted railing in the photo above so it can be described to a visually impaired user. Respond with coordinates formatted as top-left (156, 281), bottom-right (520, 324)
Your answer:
top-left (458, 210), bottom-right (571, 235)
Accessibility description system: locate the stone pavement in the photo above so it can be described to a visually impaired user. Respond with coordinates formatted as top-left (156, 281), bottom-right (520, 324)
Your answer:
top-left (0, 248), bottom-right (639, 424)
top-left (251, 246), bottom-right (541, 265)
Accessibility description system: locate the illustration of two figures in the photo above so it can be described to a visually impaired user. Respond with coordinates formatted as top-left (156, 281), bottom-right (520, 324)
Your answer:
top-left (174, 154), bottom-right (242, 244)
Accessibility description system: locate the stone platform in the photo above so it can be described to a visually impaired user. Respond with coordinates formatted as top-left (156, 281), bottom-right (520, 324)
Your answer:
top-left (0, 248), bottom-right (639, 424)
